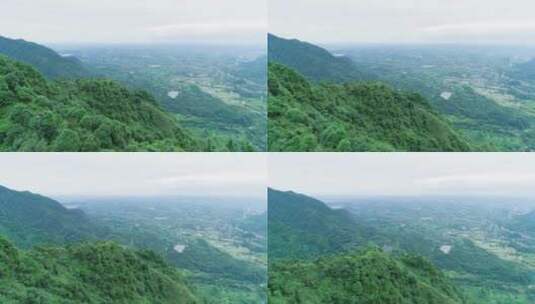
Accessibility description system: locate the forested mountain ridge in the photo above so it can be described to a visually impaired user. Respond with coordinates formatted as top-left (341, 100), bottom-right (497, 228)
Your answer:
top-left (268, 63), bottom-right (472, 151)
top-left (0, 236), bottom-right (200, 304)
top-left (268, 189), bottom-right (468, 304)
top-left (0, 36), bottom-right (261, 151)
top-left (268, 34), bottom-right (367, 83)
top-left (0, 55), bottom-right (201, 151)
top-left (269, 249), bottom-right (467, 304)
top-left (0, 35), bottom-right (89, 79)
top-left (268, 188), bottom-right (369, 260)
top-left (0, 184), bottom-right (265, 303)
top-left (0, 184), bottom-right (102, 248)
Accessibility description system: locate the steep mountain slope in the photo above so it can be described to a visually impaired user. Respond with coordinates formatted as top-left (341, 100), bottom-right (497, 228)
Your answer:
top-left (268, 63), bottom-right (472, 151)
top-left (268, 189), bottom-right (467, 303)
top-left (0, 236), bottom-right (200, 304)
top-left (0, 55), bottom-right (200, 151)
top-left (268, 34), bottom-right (366, 83)
top-left (0, 185), bottom-right (102, 248)
top-left (268, 188), bottom-right (368, 260)
top-left (0, 36), bottom-right (89, 79)
top-left (269, 249), bottom-right (467, 304)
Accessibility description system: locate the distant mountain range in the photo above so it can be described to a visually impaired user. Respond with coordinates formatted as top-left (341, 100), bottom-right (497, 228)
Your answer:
top-left (0, 35), bottom-right (89, 79)
top-left (268, 188), bottom-right (367, 260)
top-left (268, 34), bottom-right (368, 83)
top-left (0, 184), bottom-right (101, 248)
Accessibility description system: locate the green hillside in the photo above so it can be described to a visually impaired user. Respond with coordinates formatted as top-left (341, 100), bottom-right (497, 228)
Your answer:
top-left (0, 36), bottom-right (89, 79)
top-left (268, 63), bottom-right (472, 151)
top-left (0, 185), bottom-right (102, 248)
top-left (162, 83), bottom-right (252, 126)
top-left (0, 55), bottom-right (200, 151)
top-left (268, 34), bottom-right (366, 83)
top-left (167, 238), bottom-right (265, 284)
top-left (0, 235), bottom-right (200, 304)
top-left (0, 184), bottom-right (264, 303)
top-left (268, 189), bottom-right (472, 304)
top-left (268, 188), bottom-right (367, 260)
top-left (269, 249), bottom-right (467, 304)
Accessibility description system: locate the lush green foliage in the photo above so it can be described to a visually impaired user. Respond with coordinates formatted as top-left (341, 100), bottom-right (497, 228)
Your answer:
top-left (268, 63), bottom-right (471, 151)
top-left (0, 55), bottom-right (203, 151)
top-left (0, 36), bottom-right (89, 79)
top-left (268, 189), bottom-right (535, 303)
top-left (0, 235), bottom-right (200, 304)
top-left (0, 37), bottom-right (264, 151)
top-left (62, 197), bottom-right (267, 304)
top-left (0, 184), bottom-right (266, 303)
top-left (268, 34), bottom-right (366, 83)
top-left (268, 188), bottom-right (366, 260)
top-left (268, 189), bottom-right (465, 304)
top-left (0, 185), bottom-right (102, 248)
top-left (269, 249), bottom-right (466, 304)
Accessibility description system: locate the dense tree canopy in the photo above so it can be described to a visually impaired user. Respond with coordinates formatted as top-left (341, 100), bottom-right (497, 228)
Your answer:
top-left (268, 188), bottom-right (368, 260)
top-left (269, 249), bottom-right (467, 304)
top-left (0, 185), bottom-right (103, 248)
top-left (268, 34), bottom-right (368, 83)
top-left (0, 55), bottom-right (202, 151)
top-left (0, 235), bottom-right (200, 304)
top-left (268, 63), bottom-right (472, 151)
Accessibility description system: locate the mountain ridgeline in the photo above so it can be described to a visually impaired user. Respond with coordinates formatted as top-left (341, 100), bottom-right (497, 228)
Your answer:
top-left (269, 250), bottom-right (467, 304)
top-left (0, 185), bottom-right (101, 248)
top-left (268, 34), bottom-right (367, 83)
top-left (268, 62), bottom-right (472, 151)
top-left (0, 184), bottom-right (201, 303)
top-left (267, 188), bottom-right (467, 304)
top-left (0, 36), bottom-right (89, 79)
top-left (268, 188), bottom-right (366, 260)
top-left (0, 36), bottom-right (259, 152)
top-left (0, 55), bottom-right (201, 151)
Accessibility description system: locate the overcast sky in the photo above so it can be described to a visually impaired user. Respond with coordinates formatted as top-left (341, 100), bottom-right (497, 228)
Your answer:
top-left (0, 0), bottom-right (266, 45)
top-left (0, 153), bottom-right (266, 198)
top-left (270, 0), bottom-right (535, 45)
top-left (269, 153), bottom-right (535, 197)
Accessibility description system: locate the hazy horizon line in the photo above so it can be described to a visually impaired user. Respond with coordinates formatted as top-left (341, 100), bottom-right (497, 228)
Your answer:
top-left (1, 34), bottom-right (267, 49)
top-left (270, 33), bottom-right (535, 49)
top-left (269, 187), bottom-right (535, 202)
